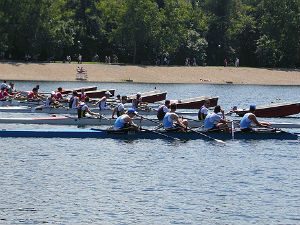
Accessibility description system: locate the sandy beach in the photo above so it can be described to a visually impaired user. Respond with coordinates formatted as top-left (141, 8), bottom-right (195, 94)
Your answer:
top-left (0, 62), bottom-right (299, 85)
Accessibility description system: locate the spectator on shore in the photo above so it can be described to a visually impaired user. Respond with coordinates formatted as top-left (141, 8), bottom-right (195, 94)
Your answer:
top-left (78, 54), bottom-right (82, 64)
top-left (224, 58), bottom-right (227, 67)
top-left (155, 58), bottom-right (160, 66)
top-left (193, 57), bottom-right (197, 66)
top-left (235, 58), bottom-right (239, 67)
top-left (185, 57), bottom-right (190, 66)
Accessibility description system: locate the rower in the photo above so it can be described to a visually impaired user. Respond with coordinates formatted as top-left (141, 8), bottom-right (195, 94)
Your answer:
top-left (113, 108), bottom-right (139, 131)
top-left (163, 103), bottom-right (188, 131)
top-left (69, 91), bottom-right (79, 109)
top-left (94, 91), bottom-right (112, 111)
top-left (0, 86), bottom-right (12, 101)
top-left (112, 96), bottom-right (127, 118)
top-left (157, 99), bottom-right (171, 120)
top-left (78, 97), bottom-right (100, 118)
top-left (240, 104), bottom-right (270, 132)
top-left (132, 92), bottom-right (142, 110)
top-left (7, 82), bottom-right (18, 95)
top-left (79, 88), bottom-right (87, 101)
top-left (226, 105), bottom-right (238, 115)
top-left (27, 87), bottom-right (41, 101)
top-left (1, 80), bottom-right (8, 90)
top-left (54, 87), bottom-right (63, 101)
top-left (204, 105), bottom-right (231, 131)
top-left (198, 100), bottom-right (210, 120)
top-left (45, 92), bottom-right (62, 108)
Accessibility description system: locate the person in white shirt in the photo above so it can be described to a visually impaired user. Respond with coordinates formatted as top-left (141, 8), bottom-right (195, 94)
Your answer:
top-left (204, 105), bottom-right (231, 131)
top-left (112, 96), bottom-right (127, 118)
top-left (94, 91), bottom-right (112, 111)
top-left (198, 100), bottom-right (210, 120)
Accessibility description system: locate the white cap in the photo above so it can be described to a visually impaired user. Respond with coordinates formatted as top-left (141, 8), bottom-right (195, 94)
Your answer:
top-left (51, 91), bottom-right (55, 95)
top-left (137, 92), bottom-right (141, 96)
top-left (105, 91), bottom-right (111, 95)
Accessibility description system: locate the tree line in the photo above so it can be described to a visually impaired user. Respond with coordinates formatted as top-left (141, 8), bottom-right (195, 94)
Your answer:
top-left (0, 0), bottom-right (299, 67)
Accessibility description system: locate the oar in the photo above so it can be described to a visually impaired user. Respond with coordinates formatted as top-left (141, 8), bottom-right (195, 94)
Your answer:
top-left (183, 126), bottom-right (225, 144)
top-left (181, 116), bottom-right (204, 128)
top-left (231, 121), bottom-right (235, 140)
top-left (136, 114), bottom-right (161, 126)
top-left (140, 128), bottom-right (182, 141)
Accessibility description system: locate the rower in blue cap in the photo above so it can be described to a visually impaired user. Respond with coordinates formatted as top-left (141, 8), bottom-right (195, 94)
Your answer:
top-left (240, 104), bottom-right (270, 131)
top-left (114, 108), bottom-right (139, 131)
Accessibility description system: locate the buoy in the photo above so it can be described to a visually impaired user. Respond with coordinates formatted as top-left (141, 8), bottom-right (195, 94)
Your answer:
top-left (276, 98), bottom-right (281, 100)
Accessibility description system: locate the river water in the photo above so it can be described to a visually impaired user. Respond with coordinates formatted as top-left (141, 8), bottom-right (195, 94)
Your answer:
top-left (0, 81), bottom-right (299, 224)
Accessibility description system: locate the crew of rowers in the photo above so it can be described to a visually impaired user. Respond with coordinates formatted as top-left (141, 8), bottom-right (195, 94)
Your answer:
top-left (2, 80), bottom-right (270, 132)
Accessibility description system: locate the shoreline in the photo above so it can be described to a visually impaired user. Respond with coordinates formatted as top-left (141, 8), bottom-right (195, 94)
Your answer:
top-left (1, 62), bottom-right (299, 85)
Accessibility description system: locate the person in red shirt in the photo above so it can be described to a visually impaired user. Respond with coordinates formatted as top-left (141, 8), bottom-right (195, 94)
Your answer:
top-left (79, 88), bottom-right (87, 101)
top-left (54, 87), bottom-right (63, 100)
top-left (0, 87), bottom-right (11, 100)
top-left (27, 88), bottom-right (41, 101)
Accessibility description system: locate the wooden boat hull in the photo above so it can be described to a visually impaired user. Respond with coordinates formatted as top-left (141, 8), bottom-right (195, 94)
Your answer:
top-left (0, 129), bottom-right (298, 140)
top-left (174, 96), bottom-right (219, 109)
top-left (85, 89), bottom-right (115, 98)
top-left (236, 102), bottom-right (300, 117)
top-left (61, 86), bottom-right (97, 94)
top-left (127, 91), bottom-right (167, 103)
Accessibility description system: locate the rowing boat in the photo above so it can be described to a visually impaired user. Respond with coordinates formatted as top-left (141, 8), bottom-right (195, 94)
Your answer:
top-left (172, 96), bottom-right (219, 109)
top-left (85, 89), bottom-right (115, 98)
top-left (0, 128), bottom-right (298, 140)
top-left (0, 116), bottom-right (204, 127)
top-left (0, 99), bottom-right (43, 107)
top-left (127, 90), bottom-right (167, 103)
top-left (30, 107), bottom-right (159, 115)
top-left (235, 102), bottom-right (300, 117)
top-left (61, 86), bottom-right (97, 94)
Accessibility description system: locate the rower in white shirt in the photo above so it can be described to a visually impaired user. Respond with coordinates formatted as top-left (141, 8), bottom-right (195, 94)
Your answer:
top-left (94, 91), bottom-right (112, 111)
top-left (204, 105), bottom-right (231, 131)
top-left (112, 96), bottom-right (127, 118)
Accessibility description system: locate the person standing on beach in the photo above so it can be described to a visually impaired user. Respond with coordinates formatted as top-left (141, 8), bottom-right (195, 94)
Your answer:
top-left (235, 58), bottom-right (239, 67)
